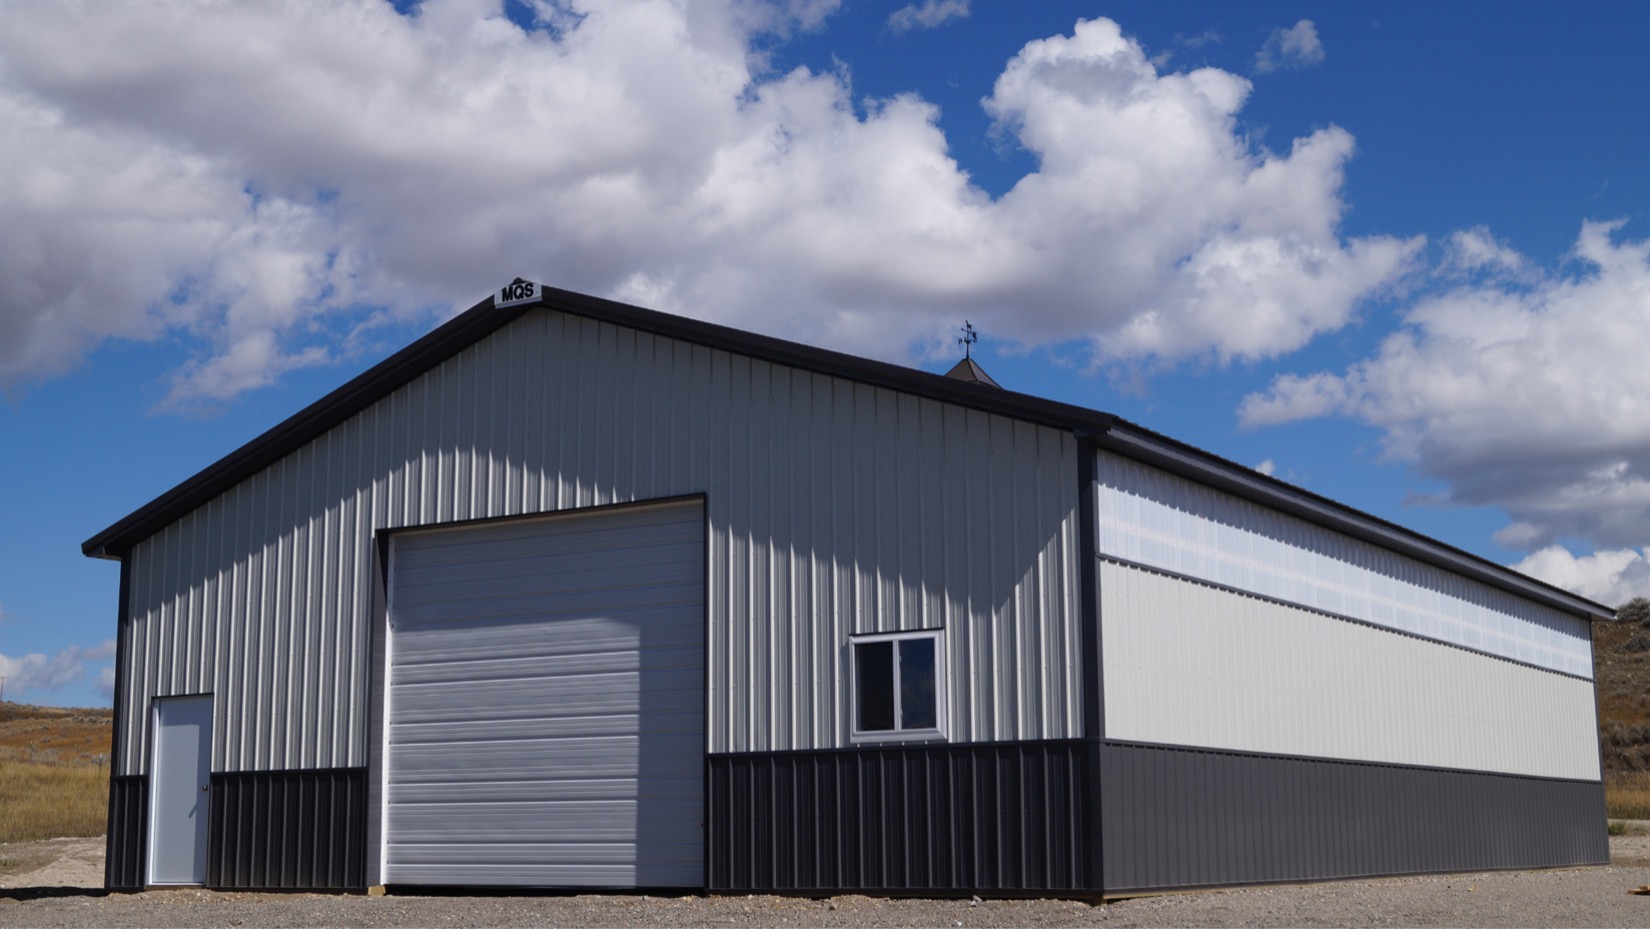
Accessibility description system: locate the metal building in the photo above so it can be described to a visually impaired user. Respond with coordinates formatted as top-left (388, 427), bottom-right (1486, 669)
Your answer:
top-left (83, 281), bottom-right (1610, 895)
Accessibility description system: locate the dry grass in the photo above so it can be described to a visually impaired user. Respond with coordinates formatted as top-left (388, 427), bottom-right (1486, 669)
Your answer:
top-left (0, 701), bottom-right (113, 843)
top-left (0, 759), bottom-right (109, 843)
top-left (1606, 770), bottom-right (1650, 821)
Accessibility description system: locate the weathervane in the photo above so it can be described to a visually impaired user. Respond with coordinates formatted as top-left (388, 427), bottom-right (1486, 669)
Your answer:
top-left (958, 321), bottom-right (979, 360)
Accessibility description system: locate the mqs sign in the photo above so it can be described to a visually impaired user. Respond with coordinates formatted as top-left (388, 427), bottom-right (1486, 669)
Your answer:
top-left (496, 279), bottom-right (541, 307)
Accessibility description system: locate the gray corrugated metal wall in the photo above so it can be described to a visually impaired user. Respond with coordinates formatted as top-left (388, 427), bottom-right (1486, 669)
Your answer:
top-left (114, 309), bottom-right (1082, 774)
top-left (1094, 449), bottom-right (1592, 677)
top-left (1100, 742), bottom-right (1608, 892)
top-left (1102, 562), bottom-right (1600, 780)
top-left (1094, 448), bottom-right (1601, 784)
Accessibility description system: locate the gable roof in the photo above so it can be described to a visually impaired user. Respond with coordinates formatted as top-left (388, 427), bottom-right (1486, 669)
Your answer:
top-left (81, 282), bottom-right (1612, 622)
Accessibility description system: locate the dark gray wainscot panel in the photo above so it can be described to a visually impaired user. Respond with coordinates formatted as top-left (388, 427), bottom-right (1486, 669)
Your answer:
top-left (207, 768), bottom-right (368, 890)
top-left (106, 775), bottom-right (148, 890)
top-left (708, 741), bottom-right (1096, 894)
top-left (1101, 742), bottom-right (1609, 893)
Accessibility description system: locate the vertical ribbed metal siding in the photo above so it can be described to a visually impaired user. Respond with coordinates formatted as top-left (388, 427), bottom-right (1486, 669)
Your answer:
top-left (1101, 562), bottom-right (1600, 780)
top-left (707, 741), bottom-right (1091, 893)
top-left (105, 775), bottom-right (148, 890)
top-left (1094, 449), bottom-right (1592, 677)
top-left (207, 768), bottom-right (368, 889)
top-left (115, 310), bottom-right (1082, 774)
top-left (1100, 742), bottom-right (1608, 892)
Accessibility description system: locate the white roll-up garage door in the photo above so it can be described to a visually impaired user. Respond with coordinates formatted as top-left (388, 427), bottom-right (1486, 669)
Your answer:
top-left (383, 500), bottom-right (705, 887)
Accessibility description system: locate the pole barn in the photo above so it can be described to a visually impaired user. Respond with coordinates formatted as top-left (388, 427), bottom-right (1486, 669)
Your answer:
top-left (84, 281), bottom-right (1609, 895)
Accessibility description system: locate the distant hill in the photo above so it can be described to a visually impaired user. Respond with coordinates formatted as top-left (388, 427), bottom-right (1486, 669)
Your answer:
top-left (1595, 618), bottom-right (1650, 774)
top-left (0, 701), bottom-right (112, 768)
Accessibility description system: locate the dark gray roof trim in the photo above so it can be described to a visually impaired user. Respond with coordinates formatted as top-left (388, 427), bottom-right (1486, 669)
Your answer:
top-left (81, 282), bottom-right (1612, 623)
top-left (1096, 422), bottom-right (1614, 622)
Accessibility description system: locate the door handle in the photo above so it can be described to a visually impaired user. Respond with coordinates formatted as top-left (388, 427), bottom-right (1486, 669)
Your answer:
top-left (201, 785), bottom-right (210, 792)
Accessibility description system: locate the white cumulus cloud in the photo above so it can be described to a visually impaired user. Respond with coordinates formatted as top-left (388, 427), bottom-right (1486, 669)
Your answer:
top-left (1255, 20), bottom-right (1325, 73)
top-left (0, 640), bottom-right (116, 701)
top-left (1512, 545), bottom-right (1650, 607)
top-left (1242, 220), bottom-right (1650, 554)
top-left (887, 0), bottom-right (969, 35)
top-left (0, 1), bottom-right (1409, 407)
top-left (1442, 226), bottom-right (1533, 280)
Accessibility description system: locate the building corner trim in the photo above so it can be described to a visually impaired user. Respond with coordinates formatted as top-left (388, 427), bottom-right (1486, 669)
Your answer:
top-left (1075, 434), bottom-right (1105, 894)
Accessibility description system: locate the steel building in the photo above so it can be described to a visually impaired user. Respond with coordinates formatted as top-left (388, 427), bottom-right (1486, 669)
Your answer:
top-left (83, 281), bottom-right (1610, 895)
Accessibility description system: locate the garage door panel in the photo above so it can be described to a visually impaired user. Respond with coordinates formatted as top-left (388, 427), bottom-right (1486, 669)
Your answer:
top-left (393, 709), bottom-right (704, 743)
top-left (389, 842), bottom-right (707, 865)
top-left (390, 637), bottom-right (701, 675)
top-left (392, 726), bottom-right (709, 762)
top-left (390, 738), bottom-right (640, 779)
top-left (392, 577), bottom-right (702, 614)
top-left (395, 546), bottom-right (700, 598)
top-left (389, 730), bottom-right (705, 776)
top-left (389, 619), bottom-right (703, 661)
top-left (385, 802), bottom-right (706, 843)
top-left (387, 853), bottom-right (704, 887)
top-left (388, 865), bottom-right (634, 886)
top-left (395, 516), bottom-right (700, 563)
top-left (391, 671), bottom-right (648, 712)
top-left (389, 664), bottom-right (702, 698)
top-left (385, 501), bottom-right (706, 888)
top-left (390, 608), bottom-right (703, 640)
top-left (391, 583), bottom-right (704, 627)
top-left (387, 678), bottom-right (702, 725)
top-left (395, 508), bottom-right (698, 549)
top-left (394, 548), bottom-right (699, 588)
top-left (393, 777), bottom-right (638, 803)
top-left (389, 647), bottom-right (706, 683)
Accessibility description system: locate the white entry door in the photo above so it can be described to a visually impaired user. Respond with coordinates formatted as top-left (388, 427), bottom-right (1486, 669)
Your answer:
top-left (149, 694), bottom-right (213, 884)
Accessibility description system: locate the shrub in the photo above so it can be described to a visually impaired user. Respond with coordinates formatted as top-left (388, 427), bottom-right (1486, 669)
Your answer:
top-left (1602, 721), bottom-right (1650, 747)
top-left (1619, 596), bottom-right (1650, 627)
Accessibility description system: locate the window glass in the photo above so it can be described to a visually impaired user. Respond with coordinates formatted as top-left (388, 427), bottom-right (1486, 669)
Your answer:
top-left (898, 637), bottom-right (937, 730)
top-left (851, 631), bottom-right (943, 740)
top-left (855, 640), bottom-right (895, 732)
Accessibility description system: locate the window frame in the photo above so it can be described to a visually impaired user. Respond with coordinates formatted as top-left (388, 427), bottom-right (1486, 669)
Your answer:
top-left (848, 629), bottom-right (948, 744)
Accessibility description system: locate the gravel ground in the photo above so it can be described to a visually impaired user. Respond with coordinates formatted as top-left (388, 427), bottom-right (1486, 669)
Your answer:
top-left (4, 830), bottom-right (1650, 928)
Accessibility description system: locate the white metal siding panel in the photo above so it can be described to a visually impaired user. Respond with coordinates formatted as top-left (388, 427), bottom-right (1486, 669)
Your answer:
top-left (115, 309), bottom-right (1082, 775)
top-left (1101, 562), bottom-right (1600, 781)
top-left (1094, 449), bottom-right (1593, 678)
top-left (384, 502), bottom-right (704, 887)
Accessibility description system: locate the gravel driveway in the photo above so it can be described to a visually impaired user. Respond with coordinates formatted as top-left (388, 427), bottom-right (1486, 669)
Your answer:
top-left (4, 830), bottom-right (1650, 928)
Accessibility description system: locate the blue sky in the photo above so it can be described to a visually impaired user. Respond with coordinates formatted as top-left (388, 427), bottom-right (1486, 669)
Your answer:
top-left (4, 0), bottom-right (1650, 707)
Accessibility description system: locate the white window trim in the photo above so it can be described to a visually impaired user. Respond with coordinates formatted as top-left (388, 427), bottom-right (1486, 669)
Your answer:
top-left (849, 629), bottom-right (948, 744)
